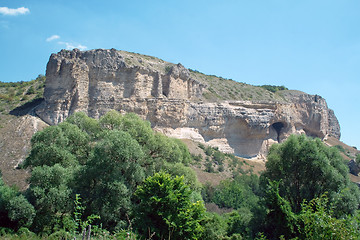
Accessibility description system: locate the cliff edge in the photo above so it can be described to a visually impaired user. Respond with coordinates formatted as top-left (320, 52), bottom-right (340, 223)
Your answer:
top-left (36, 49), bottom-right (340, 158)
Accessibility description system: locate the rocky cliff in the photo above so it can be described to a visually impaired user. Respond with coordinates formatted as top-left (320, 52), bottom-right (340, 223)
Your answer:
top-left (36, 49), bottom-right (340, 158)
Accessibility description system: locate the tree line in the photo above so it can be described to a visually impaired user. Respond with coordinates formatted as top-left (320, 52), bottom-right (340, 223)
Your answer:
top-left (0, 111), bottom-right (360, 239)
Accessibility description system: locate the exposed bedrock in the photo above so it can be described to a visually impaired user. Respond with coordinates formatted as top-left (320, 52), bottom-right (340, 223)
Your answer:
top-left (36, 49), bottom-right (340, 158)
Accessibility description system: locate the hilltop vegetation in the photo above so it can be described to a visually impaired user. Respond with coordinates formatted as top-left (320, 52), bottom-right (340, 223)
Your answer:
top-left (188, 69), bottom-right (287, 102)
top-left (0, 75), bottom-right (45, 115)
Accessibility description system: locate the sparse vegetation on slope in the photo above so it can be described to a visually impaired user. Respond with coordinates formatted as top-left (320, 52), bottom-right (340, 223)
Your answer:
top-left (0, 75), bottom-right (45, 115)
top-left (189, 69), bottom-right (287, 102)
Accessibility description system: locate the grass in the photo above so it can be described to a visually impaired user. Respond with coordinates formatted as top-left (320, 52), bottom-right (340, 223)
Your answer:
top-left (0, 75), bottom-right (45, 115)
top-left (189, 70), bottom-right (287, 102)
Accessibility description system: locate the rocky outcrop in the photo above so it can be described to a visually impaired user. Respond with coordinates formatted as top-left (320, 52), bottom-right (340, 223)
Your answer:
top-left (0, 115), bottom-right (48, 190)
top-left (36, 49), bottom-right (340, 158)
top-left (37, 49), bottom-right (205, 125)
top-left (348, 160), bottom-right (360, 176)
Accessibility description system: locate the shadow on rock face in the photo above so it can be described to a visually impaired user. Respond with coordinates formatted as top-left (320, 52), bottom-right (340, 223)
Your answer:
top-left (272, 122), bottom-right (285, 142)
top-left (9, 98), bottom-right (44, 116)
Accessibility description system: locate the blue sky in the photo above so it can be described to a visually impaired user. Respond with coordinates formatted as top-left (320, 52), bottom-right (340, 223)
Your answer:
top-left (1, 1), bottom-right (359, 149)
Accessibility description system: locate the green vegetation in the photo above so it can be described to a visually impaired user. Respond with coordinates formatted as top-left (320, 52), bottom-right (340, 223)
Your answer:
top-left (21, 111), bottom-right (197, 234)
top-left (201, 145), bottom-right (229, 173)
top-left (189, 70), bottom-right (286, 102)
top-left (258, 135), bottom-right (360, 239)
top-left (297, 194), bottom-right (359, 239)
top-left (0, 111), bottom-right (204, 238)
top-left (259, 85), bottom-right (288, 93)
top-left (0, 175), bottom-right (35, 230)
top-left (334, 144), bottom-right (355, 159)
top-left (1, 111), bottom-right (360, 239)
top-left (212, 175), bottom-right (260, 211)
top-left (0, 75), bottom-right (45, 114)
top-left (262, 134), bottom-right (360, 216)
top-left (134, 172), bottom-right (205, 240)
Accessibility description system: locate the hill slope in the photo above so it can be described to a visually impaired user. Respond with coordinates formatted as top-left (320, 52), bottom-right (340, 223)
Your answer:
top-left (0, 49), bottom-right (357, 188)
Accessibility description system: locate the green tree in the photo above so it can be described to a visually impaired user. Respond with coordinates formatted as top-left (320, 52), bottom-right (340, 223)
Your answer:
top-left (262, 181), bottom-right (298, 240)
top-left (98, 111), bottom-right (191, 171)
top-left (99, 111), bottom-right (153, 146)
top-left (261, 134), bottom-right (360, 215)
top-left (200, 212), bottom-right (227, 240)
top-left (212, 150), bottom-right (225, 165)
top-left (22, 110), bottom-right (199, 233)
top-left (298, 194), bottom-right (359, 240)
top-left (163, 162), bottom-right (202, 192)
top-left (26, 164), bottom-right (73, 233)
top-left (0, 175), bottom-right (35, 230)
top-left (66, 112), bottom-right (102, 139)
top-left (213, 175), bottom-right (260, 210)
top-left (23, 122), bottom-right (90, 168)
top-left (134, 172), bottom-right (205, 240)
top-left (225, 208), bottom-right (254, 239)
top-left (144, 133), bottom-right (183, 172)
top-left (76, 130), bottom-right (145, 230)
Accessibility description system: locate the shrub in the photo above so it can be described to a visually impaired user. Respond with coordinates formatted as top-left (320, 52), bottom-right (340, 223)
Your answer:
top-left (134, 172), bottom-right (205, 240)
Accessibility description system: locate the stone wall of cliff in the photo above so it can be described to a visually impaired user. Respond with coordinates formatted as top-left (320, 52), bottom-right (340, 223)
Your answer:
top-left (36, 49), bottom-right (340, 158)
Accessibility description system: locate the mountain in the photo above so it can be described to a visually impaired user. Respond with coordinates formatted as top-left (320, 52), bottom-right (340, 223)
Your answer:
top-left (36, 48), bottom-right (339, 158)
top-left (1, 48), bottom-right (355, 188)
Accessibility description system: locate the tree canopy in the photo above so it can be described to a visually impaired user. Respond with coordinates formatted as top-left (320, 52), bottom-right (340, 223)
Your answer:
top-left (261, 134), bottom-right (360, 215)
top-left (134, 172), bottom-right (205, 240)
top-left (0, 174), bottom-right (35, 230)
top-left (2, 112), bottom-right (360, 239)
top-left (21, 110), bottom-right (198, 232)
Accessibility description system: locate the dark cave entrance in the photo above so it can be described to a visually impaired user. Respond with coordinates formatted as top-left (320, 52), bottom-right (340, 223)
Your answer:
top-left (272, 122), bottom-right (285, 142)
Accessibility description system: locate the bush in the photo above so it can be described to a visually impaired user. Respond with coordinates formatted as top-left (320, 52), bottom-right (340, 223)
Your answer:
top-left (0, 175), bottom-right (35, 230)
top-left (134, 172), bottom-right (205, 240)
top-left (213, 150), bottom-right (225, 165)
top-left (261, 134), bottom-right (360, 215)
top-left (192, 154), bottom-right (203, 162)
top-left (260, 85), bottom-right (288, 93)
top-left (213, 176), bottom-right (259, 210)
top-left (205, 161), bottom-right (215, 173)
top-left (26, 86), bottom-right (35, 95)
top-left (356, 154), bottom-right (360, 165)
top-left (205, 146), bottom-right (213, 156)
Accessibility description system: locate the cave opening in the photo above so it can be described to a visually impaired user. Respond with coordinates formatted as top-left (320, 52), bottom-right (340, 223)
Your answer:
top-left (272, 122), bottom-right (285, 142)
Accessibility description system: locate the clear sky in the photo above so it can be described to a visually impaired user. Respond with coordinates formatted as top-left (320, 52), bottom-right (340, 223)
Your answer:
top-left (1, 1), bottom-right (359, 149)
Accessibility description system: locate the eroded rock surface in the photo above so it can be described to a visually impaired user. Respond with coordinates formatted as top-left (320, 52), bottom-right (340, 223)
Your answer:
top-left (36, 49), bottom-right (340, 158)
top-left (0, 115), bottom-right (48, 189)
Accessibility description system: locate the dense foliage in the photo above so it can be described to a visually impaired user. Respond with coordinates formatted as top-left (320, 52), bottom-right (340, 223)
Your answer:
top-left (1, 112), bottom-right (360, 239)
top-left (259, 135), bottom-right (360, 239)
top-left (261, 134), bottom-right (360, 216)
top-left (134, 172), bottom-right (205, 240)
top-left (259, 85), bottom-right (288, 93)
top-left (0, 175), bottom-right (35, 230)
top-left (18, 111), bottom-right (200, 235)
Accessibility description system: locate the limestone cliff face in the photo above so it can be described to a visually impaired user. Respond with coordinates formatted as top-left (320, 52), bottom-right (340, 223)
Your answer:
top-left (36, 49), bottom-right (340, 158)
top-left (38, 49), bottom-right (205, 124)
